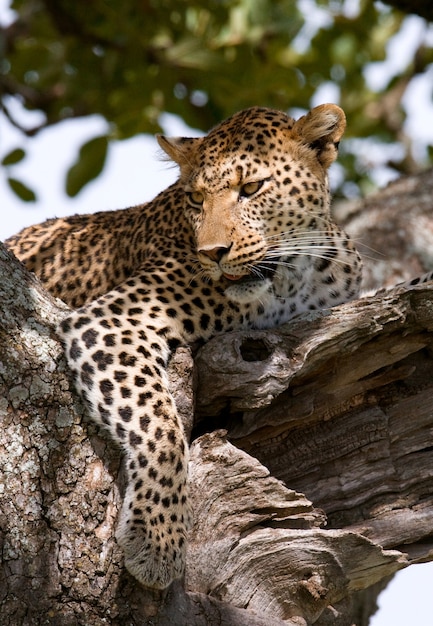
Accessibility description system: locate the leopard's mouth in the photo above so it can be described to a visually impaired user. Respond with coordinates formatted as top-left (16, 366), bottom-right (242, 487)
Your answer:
top-left (222, 261), bottom-right (279, 284)
top-left (221, 261), bottom-right (280, 304)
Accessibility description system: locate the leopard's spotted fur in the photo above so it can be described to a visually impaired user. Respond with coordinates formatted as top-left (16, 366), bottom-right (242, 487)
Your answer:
top-left (6, 104), bottom-right (364, 588)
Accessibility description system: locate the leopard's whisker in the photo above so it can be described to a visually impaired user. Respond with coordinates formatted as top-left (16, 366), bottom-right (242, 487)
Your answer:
top-left (260, 253), bottom-right (359, 269)
top-left (264, 231), bottom-right (384, 263)
top-left (264, 228), bottom-right (343, 240)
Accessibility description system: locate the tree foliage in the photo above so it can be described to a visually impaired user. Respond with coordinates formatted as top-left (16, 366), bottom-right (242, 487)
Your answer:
top-left (1, 0), bottom-right (433, 199)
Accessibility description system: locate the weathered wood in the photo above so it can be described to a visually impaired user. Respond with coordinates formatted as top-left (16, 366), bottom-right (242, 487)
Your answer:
top-left (0, 244), bottom-right (124, 624)
top-left (335, 167), bottom-right (433, 291)
top-left (187, 432), bottom-right (405, 625)
top-left (194, 284), bottom-right (433, 568)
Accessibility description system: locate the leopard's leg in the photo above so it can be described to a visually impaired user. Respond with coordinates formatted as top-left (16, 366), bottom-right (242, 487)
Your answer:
top-left (58, 290), bottom-right (190, 589)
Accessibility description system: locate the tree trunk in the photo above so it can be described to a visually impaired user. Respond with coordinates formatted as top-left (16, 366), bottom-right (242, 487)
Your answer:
top-left (1, 169), bottom-right (433, 625)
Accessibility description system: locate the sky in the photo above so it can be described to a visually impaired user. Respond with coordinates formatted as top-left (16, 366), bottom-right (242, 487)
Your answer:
top-left (0, 104), bottom-right (199, 240)
top-left (1, 1), bottom-right (433, 623)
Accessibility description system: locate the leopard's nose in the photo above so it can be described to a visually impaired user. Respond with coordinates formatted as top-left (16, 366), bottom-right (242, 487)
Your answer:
top-left (199, 246), bottom-right (231, 262)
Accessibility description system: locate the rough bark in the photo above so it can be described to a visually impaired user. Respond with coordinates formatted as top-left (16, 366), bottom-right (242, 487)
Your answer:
top-left (1, 168), bottom-right (433, 625)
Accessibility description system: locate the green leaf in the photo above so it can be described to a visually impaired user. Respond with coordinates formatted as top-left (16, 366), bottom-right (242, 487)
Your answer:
top-left (66, 135), bottom-right (108, 197)
top-left (2, 148), bottom-right (26, 166)
top-left (7, 177), bottom-right (37, 202)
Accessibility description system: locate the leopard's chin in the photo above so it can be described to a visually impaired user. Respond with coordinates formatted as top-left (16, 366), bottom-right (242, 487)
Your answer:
top-left (221, 263), bottom-right (279, 303)
top-left (224, 277), bottom-right (272, 304)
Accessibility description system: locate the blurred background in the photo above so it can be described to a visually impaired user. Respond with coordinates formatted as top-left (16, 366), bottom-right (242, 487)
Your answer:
top-left (2, 0), bottom-right (433, 212)
top-left (1, 1), bottom-right (432, 623)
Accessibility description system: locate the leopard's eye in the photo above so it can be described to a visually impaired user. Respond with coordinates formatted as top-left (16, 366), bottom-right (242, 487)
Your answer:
top-left (186, 190), bottom-right (204, 208)
top-left (240, 180), bottom-right (264, 198)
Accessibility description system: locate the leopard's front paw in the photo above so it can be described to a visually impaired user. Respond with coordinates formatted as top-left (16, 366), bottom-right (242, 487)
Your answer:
top-left (116, 501), bottom-right (189, 589)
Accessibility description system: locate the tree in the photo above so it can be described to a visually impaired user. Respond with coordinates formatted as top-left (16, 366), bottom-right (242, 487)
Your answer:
top-left (1, 166), bottom-right (433, 625)
top-left (2, 1), bottom-right (433, 624)
top-left (1, 0), bottom-right (433, 200)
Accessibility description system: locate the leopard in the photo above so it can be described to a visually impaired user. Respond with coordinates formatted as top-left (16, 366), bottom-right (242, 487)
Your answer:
top-left (5, 104), bottom-right (365, 589)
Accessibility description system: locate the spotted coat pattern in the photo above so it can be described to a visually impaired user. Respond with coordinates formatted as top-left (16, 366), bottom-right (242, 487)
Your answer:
top-left (6, 105), bottom-right (365, 588)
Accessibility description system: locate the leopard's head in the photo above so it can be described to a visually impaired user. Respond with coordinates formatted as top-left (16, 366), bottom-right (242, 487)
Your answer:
top-left (158, 104), bottom-right (347, 303)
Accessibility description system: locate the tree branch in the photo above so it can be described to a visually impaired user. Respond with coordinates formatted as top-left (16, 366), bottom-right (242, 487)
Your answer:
top-left (2, 169), bottom-right (433, 624)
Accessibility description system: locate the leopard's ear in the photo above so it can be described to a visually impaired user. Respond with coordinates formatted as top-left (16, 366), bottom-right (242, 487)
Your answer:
top-left (156, 135), bottom-right (203, 172)
top-left (292, 104), bottom-right (346, 168)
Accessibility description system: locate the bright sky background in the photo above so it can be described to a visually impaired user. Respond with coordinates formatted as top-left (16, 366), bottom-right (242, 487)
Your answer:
top-left (0, 105), bottom-right (199, 239)
top-left (1, 1), bottom-right (433, 623)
